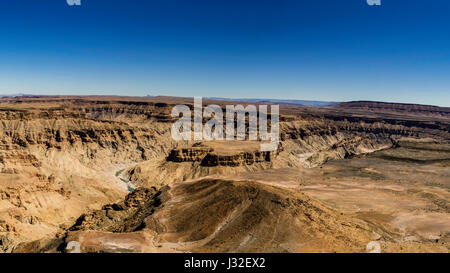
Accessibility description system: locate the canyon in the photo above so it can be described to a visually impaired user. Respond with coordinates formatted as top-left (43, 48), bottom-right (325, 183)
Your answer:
top-left (0, 96), bottom-right (449, 253)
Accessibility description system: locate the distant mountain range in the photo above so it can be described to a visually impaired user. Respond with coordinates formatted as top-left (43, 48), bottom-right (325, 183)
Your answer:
top-left (206, 97), bottom-right (339, 107)
top-left (0, 93), bottom-right (32, 98)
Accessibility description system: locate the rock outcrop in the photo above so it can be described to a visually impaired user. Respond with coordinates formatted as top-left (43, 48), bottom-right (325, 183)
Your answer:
top-left (14, 179), bottom-right (382, 253)
top-left (166, 146), bottom-right (275, 167)
top-left (166, 147), bottom-right (213, 162)
top-left (200, 150), bottom-right (273, 167)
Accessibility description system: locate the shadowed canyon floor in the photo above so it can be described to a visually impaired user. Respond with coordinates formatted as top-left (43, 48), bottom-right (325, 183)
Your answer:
top-left (0, 96), bottom-right (449, 253)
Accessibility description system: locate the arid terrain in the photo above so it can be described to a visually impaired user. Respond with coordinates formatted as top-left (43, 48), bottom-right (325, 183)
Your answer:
top-left (0, 96), bottom-right (449, 253)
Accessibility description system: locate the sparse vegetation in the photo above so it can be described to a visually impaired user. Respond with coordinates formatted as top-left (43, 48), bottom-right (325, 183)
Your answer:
top-left (115, 169), bottom-right (124, 177)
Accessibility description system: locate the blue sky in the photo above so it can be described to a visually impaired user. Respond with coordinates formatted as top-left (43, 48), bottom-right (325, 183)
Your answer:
top-left (0, 0), bottom-right (449, 106)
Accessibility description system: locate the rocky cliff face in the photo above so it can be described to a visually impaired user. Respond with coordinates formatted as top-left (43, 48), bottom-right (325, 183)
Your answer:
top-left (68, 186), bottom-right (168, 233)
top-left (200, 150), bottom-right (273, 167)
top-left (0, 97), bottom-right (178, 252)
top-left (166, 147), bottom-right (213, 162)
top-left (0, 148), bottom-right (42, 174)
top-left (166, 146), bottom-right (275, 167)
top-left (277, 113), bottom-right (450, 166)
top-left (335, 101), bottom-right (450, 119)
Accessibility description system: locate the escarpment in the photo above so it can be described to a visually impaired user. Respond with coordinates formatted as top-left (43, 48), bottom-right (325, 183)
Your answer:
top-left (335, 101), bottom-right (450, 119)
top-left (0, 97), bottom-right (180, 252)
top-left (166, 145), bottom-right (276, 167)
top-left (166, 147), bottom-right (213, 162)
top-left (200, 150), bottom-right (273, 167)
top-left (1, 118), bottom-right (170, 161)
top-left (277, 113), bottom-right (450, 166)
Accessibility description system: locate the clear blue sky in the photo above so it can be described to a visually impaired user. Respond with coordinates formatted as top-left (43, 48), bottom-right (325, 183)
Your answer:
top-left (0, 0), bottom-right (449, 106)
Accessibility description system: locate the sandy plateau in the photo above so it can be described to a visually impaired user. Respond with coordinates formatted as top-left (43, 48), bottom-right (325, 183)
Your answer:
top-left (0, 96), bottom-right (449, 253)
